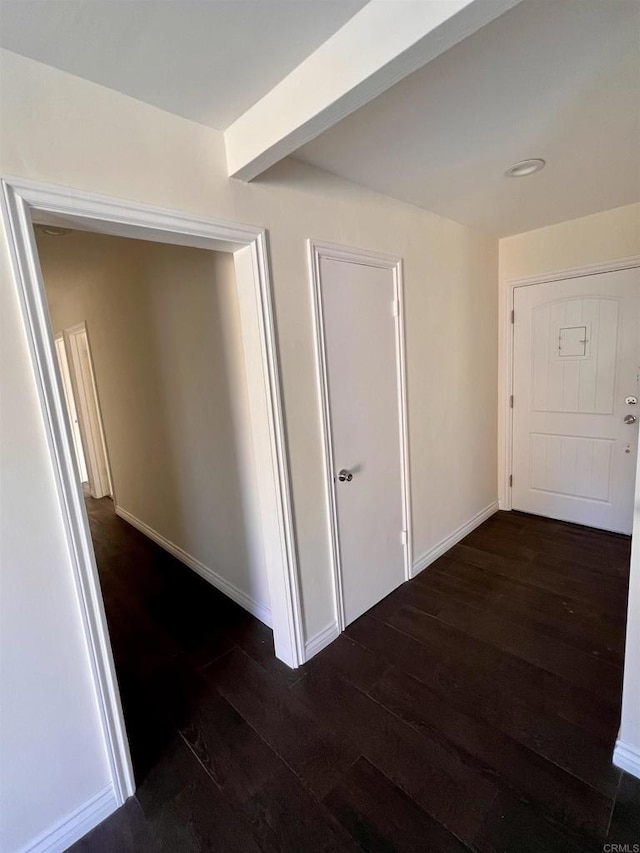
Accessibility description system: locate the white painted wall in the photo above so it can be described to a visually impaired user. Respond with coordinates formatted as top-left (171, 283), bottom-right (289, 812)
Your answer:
top-left (0, 236), bottom-right (111, 853)
top-left (0, 49), bottom-right (498, 851)
top-left (498, 202), bottom-right (640, 779)
top-left (38, 231), bottom-right (271, 621)
top-left (620, 435), bottom-right (640, 773)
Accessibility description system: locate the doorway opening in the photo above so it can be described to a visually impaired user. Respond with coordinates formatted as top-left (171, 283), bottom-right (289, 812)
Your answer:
top-left (2, 178), bottom-right (303, 805)
top-left (39, 224), bottom-right (283, 783)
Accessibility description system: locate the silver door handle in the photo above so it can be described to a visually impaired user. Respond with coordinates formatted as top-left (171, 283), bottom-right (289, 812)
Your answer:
top-left (337, 469), bottom-right (353, 482)
top-left (624, 414), bottom-right (637, 424)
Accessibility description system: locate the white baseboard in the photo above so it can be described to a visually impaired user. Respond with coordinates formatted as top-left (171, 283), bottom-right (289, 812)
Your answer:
top-left (115, 506), bottom-right (271, 627)
top-left (304, 621), bottom-right (340, 662)
top-left (411, 500), bottom-right (499, 577)
top-left (613, 739), bottom-right (640, 780)
top-left (17, 785), bottom-right (117, 853)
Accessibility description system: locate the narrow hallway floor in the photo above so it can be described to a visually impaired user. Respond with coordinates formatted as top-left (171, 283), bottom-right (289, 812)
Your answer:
top-left (69, 498), bottom-right (640, 852)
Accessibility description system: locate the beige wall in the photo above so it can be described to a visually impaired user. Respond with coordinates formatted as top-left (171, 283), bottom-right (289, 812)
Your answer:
top-left (39, 231), bottom-right (271, 619)
top-left (498, 203), bottom-right (640, 777)
top-left (0, 49), bottom-right (498, 851)
top-left (499, 203), bottom-right (640, 283)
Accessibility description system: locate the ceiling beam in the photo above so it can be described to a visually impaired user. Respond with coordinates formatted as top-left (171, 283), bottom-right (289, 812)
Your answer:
top-left (225, 0), bottom-right (523, 181)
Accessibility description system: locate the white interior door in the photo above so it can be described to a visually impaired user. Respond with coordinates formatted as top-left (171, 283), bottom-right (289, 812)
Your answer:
top-left (512, 268), bottom-right (640, 534)
top-left (318, 254), bottom-right (408, 626)
top-left (55, 335), bottom-right (89, 483)
top-left (64, 323), bottom-right (113, 499)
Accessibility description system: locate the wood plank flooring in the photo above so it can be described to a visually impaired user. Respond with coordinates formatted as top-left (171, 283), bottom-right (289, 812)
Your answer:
top-left (69, 500), bottom-right (639, 852)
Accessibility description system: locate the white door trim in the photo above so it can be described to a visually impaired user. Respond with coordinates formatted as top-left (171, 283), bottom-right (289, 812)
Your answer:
top-left (1, 176), bottom-right (305, 807)
top-left (307, 239), bottom-right (413, 636)
top-left (63, 322), bottom-right (114, 499)
top-left (55, 332), bottom-right (89, 484)
top-left (501, 254), bottom-right (640, 512)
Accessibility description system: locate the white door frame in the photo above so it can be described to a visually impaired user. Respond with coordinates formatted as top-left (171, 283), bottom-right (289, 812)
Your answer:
top-left (307, 240), bottom-right (413, 635)
top-left (501, 255), bottom-right (640, 512)
top-left (63, 321), bottom-right (114, 499)
top-left (1, 176), bottom-right (305, 806)
top-left (55, 331), bottom-right (89, 484)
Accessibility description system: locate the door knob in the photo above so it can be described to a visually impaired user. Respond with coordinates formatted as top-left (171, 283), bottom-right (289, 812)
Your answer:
top-left (337, 469), bottom-right (353, 482)
top-left (624, 414), bottom-right (637, 425)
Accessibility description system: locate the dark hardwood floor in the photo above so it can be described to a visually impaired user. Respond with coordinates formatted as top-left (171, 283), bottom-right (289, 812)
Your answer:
top-left (69, 498), bottom-right (639, 852)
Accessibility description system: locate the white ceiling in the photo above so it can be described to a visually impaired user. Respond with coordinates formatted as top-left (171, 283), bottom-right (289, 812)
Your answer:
top-left (0, 0), bottom-right (367, 130)
top-left (1, 0), bottom-right (638, 236)
top-left (295, 0), bottom-right (640, 236)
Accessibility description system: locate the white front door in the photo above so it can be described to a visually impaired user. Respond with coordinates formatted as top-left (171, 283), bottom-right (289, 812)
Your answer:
top-left (316, 252), bottom-right (408, 626)
top-left (512, 268), bottom-right (640, 534)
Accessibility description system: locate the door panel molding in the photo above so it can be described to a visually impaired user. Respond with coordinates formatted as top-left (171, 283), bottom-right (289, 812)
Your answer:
top-left (502, 255), bottom-right (640, 514)
top-left (307, 239), bottom-right (412, 639)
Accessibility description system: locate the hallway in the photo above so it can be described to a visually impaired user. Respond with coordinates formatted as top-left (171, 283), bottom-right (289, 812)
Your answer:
top-left (70, 498), bottom-right (639, 852)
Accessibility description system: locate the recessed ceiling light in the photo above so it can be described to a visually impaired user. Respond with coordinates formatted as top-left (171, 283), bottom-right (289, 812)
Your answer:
top-left (38, 225), bottom-right (70, 237)
top-left (505, 158), bottom-right (546, 178)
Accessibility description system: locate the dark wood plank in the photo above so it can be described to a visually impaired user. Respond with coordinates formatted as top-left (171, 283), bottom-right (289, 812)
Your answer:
top-left (231, 616), bottom-right (312, 688)
top-left (473, 791), bottom-right (602, 852)
top-left (180, 687), bottom-right (353, 852)
top-left (66, 798), bottom-right (158, 853)
top-left (351, 609), bottom-right (620, 743)
top-left (135, 736), bottom-right (262, 853)
top-left (421, 557), bottom-right (626, 656)
top-left (205, 647), bottom-right (358, 798)
top-left (606, 773), bottom-right (640, 847)
top-left (451, 543), bottom-right (628, 614)
top-left (291, 662), bottom-right (497, 845)
top-left (403, 569), bottom-right (623, 686)
top-left (103, 593), bottom-right (183, 680)
top-left (117, 657), bottom-right (209, 784)
top-left (462, 524), bottom-right (627, 576)
top-left (347, 616), bottom-right (620, 788)
top-left (370, 666), bottom-right (617, 835)
top-left (305, 633), bottom-right (389, 692)
top-left (384, 599), bottom-right (622, 698)
top-left (323, 756), bottom-right (470, 853)
top-left (470, 515), bottom-right (631, 575)
top-left (396, 571), bottom-right (624, 665)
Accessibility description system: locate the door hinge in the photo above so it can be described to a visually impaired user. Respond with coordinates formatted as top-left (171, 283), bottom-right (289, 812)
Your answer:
top-left (509, 474), bottom-right (513, 488)
top-left (401, 529), bottom-right (408, 546)
top-left (511, 309), bottom-right (515, 324)
top-left (510, 395), bottom-right (514, 408)
top-left (391, 299), bottom-right (400, 318)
